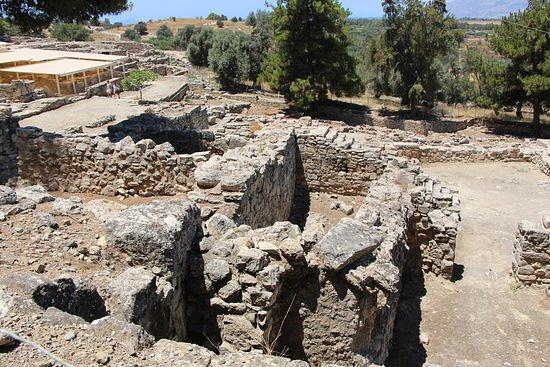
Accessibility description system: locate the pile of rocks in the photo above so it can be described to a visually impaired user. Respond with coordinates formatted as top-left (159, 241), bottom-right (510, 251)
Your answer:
top-left (512, 218), bottom-right (550, 286)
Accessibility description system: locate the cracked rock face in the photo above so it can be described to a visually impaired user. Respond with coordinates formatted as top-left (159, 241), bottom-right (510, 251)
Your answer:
top-left (319, 218), bottom-right (384, 271)
top-left (104, 200), bottom-right (201, 273)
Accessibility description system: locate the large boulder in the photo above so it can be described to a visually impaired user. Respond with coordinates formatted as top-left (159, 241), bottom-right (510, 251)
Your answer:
top-left (0, 185), bottom-right (17, 205)
top-left (319, 218), bottom-right (384, 271)
top-left (15, 185), bottom-right (54, 204)
top-left (104, 200), bottom-right (201, 273)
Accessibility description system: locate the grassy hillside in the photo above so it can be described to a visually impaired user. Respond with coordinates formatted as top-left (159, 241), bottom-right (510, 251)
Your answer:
top-left (116, 18), bottom-right (252, 40)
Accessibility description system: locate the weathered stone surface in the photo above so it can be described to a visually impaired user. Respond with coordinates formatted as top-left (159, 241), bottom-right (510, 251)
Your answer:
top-left (236, 247), bottom-right (270, 274)
top-left (41, 306), bottom-right (88, 325)
top-left (204, 259), bottom-right (231, 283)
top-left (84, 199), bottom-right (127, 223)
top-left (148, 339), bottom-right (214, 366)
top-left (513, 219), bottom-right (550, 286)
top-left (105, 200), bottom-right (201, 272)
top-left (319, 218), bottom-right (384, 271)
top-left (88, 316), bottom-right (155, 351)
top-left (0, 185), bottom-right (17, 205)
top-left (205, 213), bottom-right (236, 238)
top-left (51, 196), bottom-right (84, 216)
top-left (108, 267), bottom-right (157, 326)
top-left (16, 185), bottom-right (54, 204)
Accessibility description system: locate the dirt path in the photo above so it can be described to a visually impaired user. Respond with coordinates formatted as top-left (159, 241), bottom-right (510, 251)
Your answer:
top-left (422, 162), bottom-right (550, 366)
top-left (389, 162), bottom-right (550, 367)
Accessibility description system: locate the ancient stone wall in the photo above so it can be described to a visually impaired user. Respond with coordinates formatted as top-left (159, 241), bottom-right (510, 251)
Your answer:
top-left (291, 164), bottom-right (415, 366)
top-left (194, 129), bottom-right (296, 229)
top-left (533, 149), bottom-right (550, 177)
top-left (0, 107), bottom-right (18, 185)
top-left (17, 127), bottom-right (196, 197)
top-left (0, 80), bottom-right (39, 102)
top-left (388, 141), bottom-right (533, 163)
top-left (295, 127), bottom-right (387, 195)
top-left (408, 174), bottom-right (460, 279)
top-left (512, 219), bottom-right (550, 286)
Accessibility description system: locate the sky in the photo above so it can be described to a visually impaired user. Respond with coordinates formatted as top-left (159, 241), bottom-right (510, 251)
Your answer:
top-left (108, 0), bottom-right (385, 25)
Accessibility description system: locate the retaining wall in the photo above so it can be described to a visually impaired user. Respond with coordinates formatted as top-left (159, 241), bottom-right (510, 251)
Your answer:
top-left (0, 107), bottom-right (18, 184)
top-left (17, 128), bottom-right (196, 197)
top-left (295, 127), bottom-right (387, 195)
top-left (512, 219), bottom-right (550, 286)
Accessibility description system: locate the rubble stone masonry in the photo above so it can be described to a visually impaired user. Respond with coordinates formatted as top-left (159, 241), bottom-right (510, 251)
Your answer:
top-left (0, 107), bottom-right (18, 184)
top-left (512, 219), bottom-right (550, 286)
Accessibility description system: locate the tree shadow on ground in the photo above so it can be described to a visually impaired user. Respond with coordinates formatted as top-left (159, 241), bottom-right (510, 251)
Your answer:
top-left (385, 269), bottom-right (427, 367)
top-left (452, 263), bottom-right (465, 282)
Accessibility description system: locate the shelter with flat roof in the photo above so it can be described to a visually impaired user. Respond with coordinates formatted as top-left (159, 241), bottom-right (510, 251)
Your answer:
top-left (0, 48), bottom-right (128, 95)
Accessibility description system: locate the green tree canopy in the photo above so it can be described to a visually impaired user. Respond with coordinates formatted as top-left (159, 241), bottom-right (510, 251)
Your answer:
top-left (367, 0), bottom-right (462, 106)
top-left (134, 21), bottom-right (148, 35)
top-left (187, 27), bottom-right (214, 67)
top-left (489, 0), bottom-right (549, 125)
top-left (121, 69), bottom-right (157, 99)
top-left (209, 30), bottom-right (253, 87)
top-left (173, 25), bottom-right (198, 50)
top-left (0, 0), bottom-right (129, 32)
top-left (50, 22), bottom-right (92, 42)
top-left (123, 28), bottom-right (140, 41)
top-left (156, 24), bottom-right (173, 39)
top-left (260, 0), bottom-right (364, 110)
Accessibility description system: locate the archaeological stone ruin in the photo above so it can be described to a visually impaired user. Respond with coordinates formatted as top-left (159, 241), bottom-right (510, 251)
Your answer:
top-left (0, 38), bottom-right (549, 367)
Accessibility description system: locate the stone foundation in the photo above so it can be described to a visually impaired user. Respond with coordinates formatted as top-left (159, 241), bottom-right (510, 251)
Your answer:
top-left (295, 126), bottom-right (387, 195)
top-left (17, 128), bottom-right (196, 196)
top-left (193, 129), bottom-right (296, 229)
top-left (512, 219), bottom-right (550, 286)
top-left (0, 107), bottom-right (18, 184)
top-left (0, 80), bottom-right (40, 102)
top-left (409, 174), bottom-right (461, 279)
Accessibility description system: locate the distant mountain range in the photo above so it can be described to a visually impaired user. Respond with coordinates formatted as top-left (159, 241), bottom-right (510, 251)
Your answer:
top-left (447, 0), bottom-right (528, 18)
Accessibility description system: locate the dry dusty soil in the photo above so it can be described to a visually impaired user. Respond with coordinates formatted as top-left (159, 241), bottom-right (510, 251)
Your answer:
top-left (389, 162), bottom-right (550, 367)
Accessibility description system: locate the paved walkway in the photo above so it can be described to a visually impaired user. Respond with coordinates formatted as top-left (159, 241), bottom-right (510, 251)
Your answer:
top-left (414, 162), bottom-right (550, 367)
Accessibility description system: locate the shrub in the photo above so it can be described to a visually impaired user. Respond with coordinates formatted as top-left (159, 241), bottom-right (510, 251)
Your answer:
top-left (122, 29), bottom-right (140, 41)
top-left (121, 70), bottom-right (157, 99)
top-left (173, 25), bottom-right (198, 50)
top-left (113, 22), bottom-right (123, 29)
top-left (134, 21), bottom-right (148, 35)
top-left (246, 11), bottom-right (257, 26)
top-left (0, 20), bottom-right (11, 38)
top-left (156, 25), bottom-right (173, 39)
top-left (50, 23), bottom-right (92, 42)
top-left (208, 30), bottom-right (252, 87)
top-left (231, 17), bottom-right (239, 23)
top-left (147, 37), bottom-right (175, 50)
top-left (188, 27), bottom-right (214, 67)
top-left (216, 19), bottom-right (224, 28)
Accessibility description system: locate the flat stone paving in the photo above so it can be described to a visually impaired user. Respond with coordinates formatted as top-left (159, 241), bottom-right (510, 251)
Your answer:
top-left (19, 96), bottom-right (147, 134)
top-left (417, 162), bottom-right (550, 367)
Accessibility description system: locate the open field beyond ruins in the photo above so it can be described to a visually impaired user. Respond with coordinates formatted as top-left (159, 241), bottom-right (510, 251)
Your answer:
top-left (0, 30), bottom-right (549, 367)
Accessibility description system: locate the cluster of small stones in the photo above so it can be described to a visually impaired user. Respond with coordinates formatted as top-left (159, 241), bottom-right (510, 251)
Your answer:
top-left (0, 107), bottom-right (18, 184)
top-left (512, 218), bottom-right (550, 286)
top-left (409, 174), bottom-right (461, 279)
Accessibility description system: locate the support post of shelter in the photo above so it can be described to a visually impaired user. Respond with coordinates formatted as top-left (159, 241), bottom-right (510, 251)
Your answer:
top-left (55, 75), bottom-right (61, 96)
top-left (83, 71), bottom-right (88, 88)
top-left (122, 63), bottom-right (126, 75)
top-left (71, 74), bottom-right (76, 94)
top-left (110, 66), bottom-right (114, 79)
top-left (96, 68), bottom-right (101, 83)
